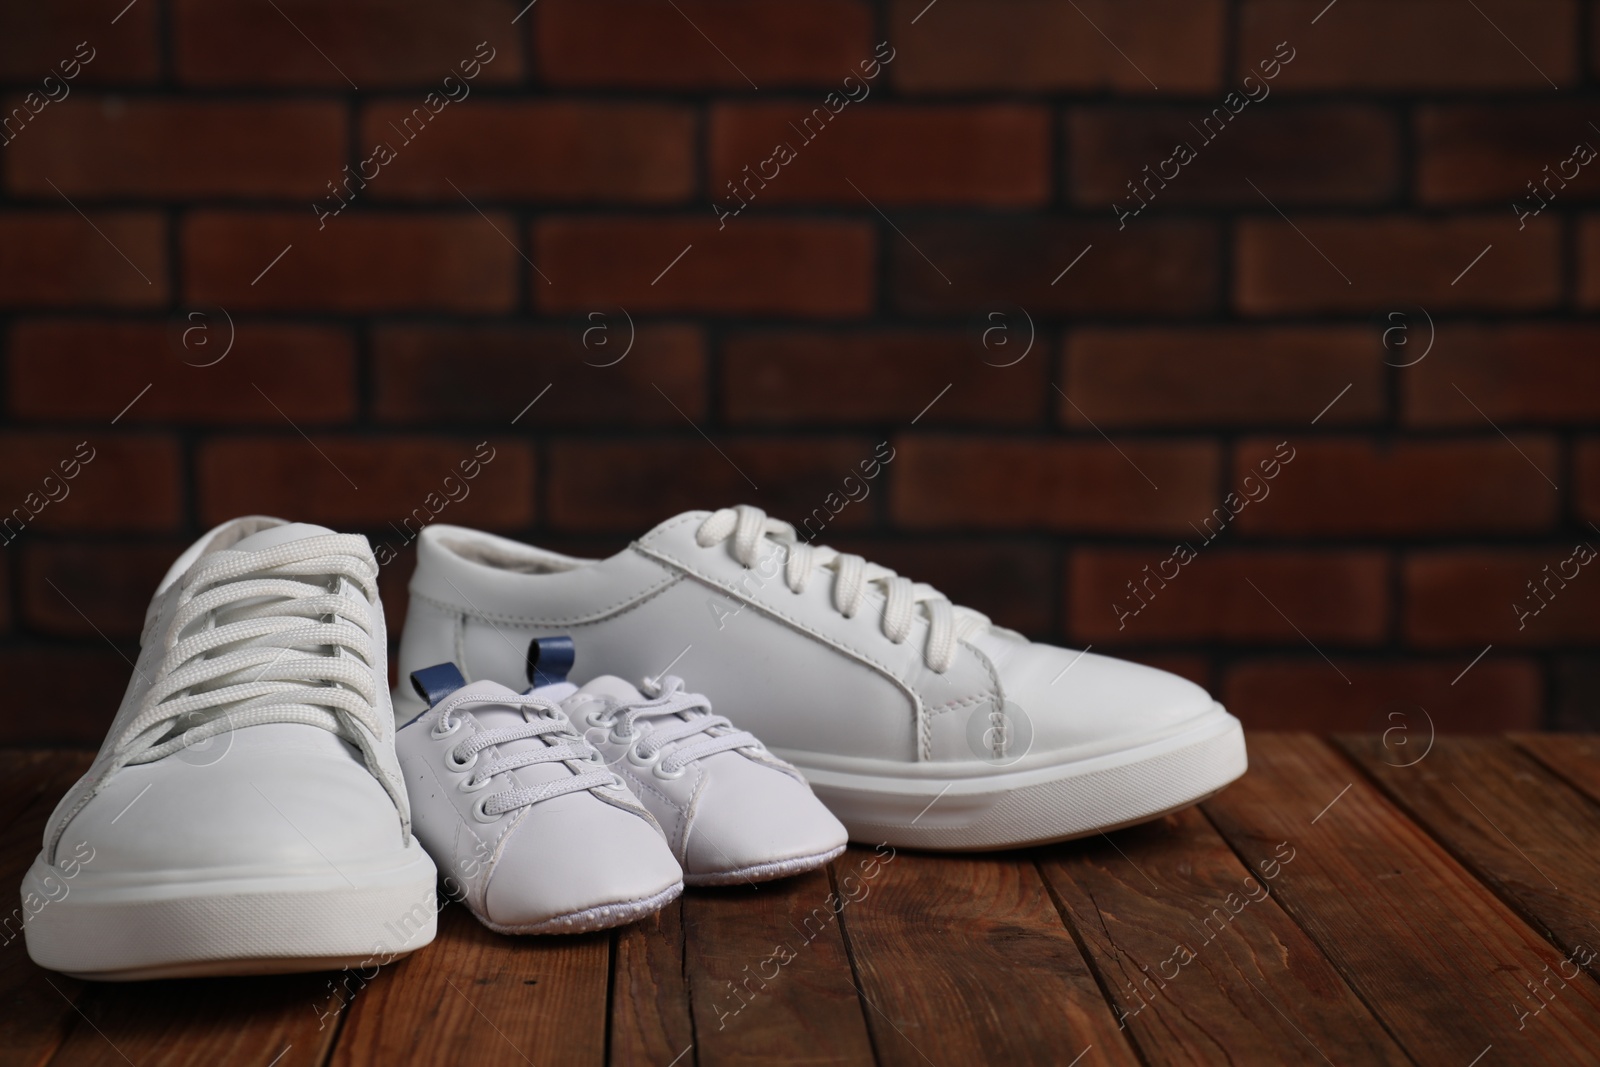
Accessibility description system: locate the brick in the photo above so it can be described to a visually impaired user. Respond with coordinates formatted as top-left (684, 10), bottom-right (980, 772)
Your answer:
top-left (1239, 0), bottom-right (1576, 91)
top-left (360, 102), bottom-right (695, 203)
top-left (537, 0), bottom-right (873, 89)
top-left (1232, 437), bottom-right (1560, 537)
top-left (723, 331), bottom-right (1049, 426)
top-left (534, 218), bottom-right (874, 317)
top-left (198, 437), bottom-right (534, 532)
top-left (372, 324), bottom-right (705, 426)
top-left (1404, 325), bottom-right (1600, 426)
top-left (1064, 327), bottom-right (1381, 428)
top-left (0, 435), bottom-right (181, 535)
top-left (1235, 215), bottom-right (1559, 314)
top-left (1223, 659), bottom-right (1542, 733)
top-left (1416, 103), bottom-right (1600, 205)
top-left (1567, 217), bottom-right (1600, 307)
top-left (826, 537), bottom-right (1057, 639)
top-left (0, 2), bottom-right (157, 83)
top-left (1405, 550), bottom-right (1600, 647)
top-left (891, 219), bottom-right (1217, 317)
top-left (0, 213), bottom-right (165, 309)
top-left (1575, 439), bottom-right (1600, 525)
top-left (1068, 549), bottom-right (1388, 644)
top-left (9, 320), bottom-right (356, 424)
top-left (889, 437), bottom-right (1219, 535)
top-left (1070, 104), bottom-right (1398, 207)
top-left (1553, 656), bottom-right (1600, 731)
top-left (184, 212), bottom-right (518, 313)
top-left (174, 0), bottom-right (521, 87)
top-left (890, 0), bottom-right (1224, 94)
top-left (0, 647), bottom-right (130, 745)
top-left (20, 542), bottom-right (182, 639)
top-left (547, 438), bottom-right (880, 532)
top-left (6, 99), bottom-right (345, 199)
top-left (710, 104), bottom-right (1051, 206)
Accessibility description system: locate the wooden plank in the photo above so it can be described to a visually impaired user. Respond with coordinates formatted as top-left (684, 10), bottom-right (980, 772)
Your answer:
top-left (45, 971), bottom-right (343, 1067)
top-left (1204, 734), bottom-right (1600, 1065)
top-left (609, 895), bottom-right (693, 1066)
top-left (1340, 736), bottom-right (1600, 981)
top-left (1514, 734), bottom-right (1600, 807)
top-left (1039, 807), bottom-right (1409, 1065)
top-left (330, 902), bottom-right (609, 1067)
top-left (0, 752), bottom-right (94, 1067)
top-left (683, 865), bottom-right (875, 1066)
top-left (837, 845), bottom-right (1140, 1067)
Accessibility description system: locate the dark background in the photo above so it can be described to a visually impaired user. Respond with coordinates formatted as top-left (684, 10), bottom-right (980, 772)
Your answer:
top-left (1, 0), bottom-right (1596, 744)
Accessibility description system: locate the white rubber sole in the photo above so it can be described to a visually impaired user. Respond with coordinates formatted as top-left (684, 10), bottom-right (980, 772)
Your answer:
top-left (22, 841), bottom-right (439, 981)
top-left (685, 843), bottom-right (848, 887)
top-left (474, 881), bottom-right (683, 935)
top-left (788, 707), bottom-right (1248, 851)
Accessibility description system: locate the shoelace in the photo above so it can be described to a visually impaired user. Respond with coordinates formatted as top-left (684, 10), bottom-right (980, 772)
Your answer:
top-left (433, 692), bottom-right (616, 816)
top-left (695, 505), bottom-right (991, 673)
top-left (115, 534), bottom-right (386, 766)
top-left (571, 675), bottom-right (760, 777)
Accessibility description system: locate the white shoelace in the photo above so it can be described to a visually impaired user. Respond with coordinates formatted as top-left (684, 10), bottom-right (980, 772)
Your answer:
top-left (569, 676), bottom-right (760, 776)
top-left (115, 534), bottom-right (386, 766)
top-left (695, 505), bottom-right (991, 673)
top-left (432, 692), bottom-right (615, 816)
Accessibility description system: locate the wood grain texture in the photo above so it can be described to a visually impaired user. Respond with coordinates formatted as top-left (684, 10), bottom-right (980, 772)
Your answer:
top-left (609, 894), bottom-right (694, 1066)
top-left (1204, 734), bottom-right (1600, 1065)
top-left (683, 865), bottom-right (875, 1066)
top-left (328, 902), bottom-right (609, 1067)
top-left (1514, 734), bottom-right (1600, 806)
top-left (0, 752), bottom-right (94, 1067)
top-left (837, 844), bottom-right (1139, 1066)
top-left (1039, 807), bottom-right (1409, 1065)
top-left (1340, 736), bottom-right (1600, 980)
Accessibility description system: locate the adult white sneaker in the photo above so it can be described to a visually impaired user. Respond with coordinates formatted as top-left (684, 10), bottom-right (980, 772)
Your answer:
top-left (395, 507), bottom-right (1248, 850)
top-left (399, 663), bottom-right (682, 934)
top-left (23, 518), bottom-right (438, 980)
top-left (523, 643), bottom-right (847, 885)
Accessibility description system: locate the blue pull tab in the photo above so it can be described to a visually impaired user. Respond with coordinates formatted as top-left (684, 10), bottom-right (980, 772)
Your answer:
top-left (410, 662), bottom-right (466, 707)
top-left (527, 636), bottom-right (575, 688)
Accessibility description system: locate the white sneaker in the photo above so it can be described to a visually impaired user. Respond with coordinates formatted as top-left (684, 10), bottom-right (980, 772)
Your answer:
top-left (395, 507), bottom-right (1248, 850)
top-left (524, 648), bottom-right (847, 885)
top-left (398, 663), bottom-right (682, 934)
top-left (23, 518), bottom-right (438, 980)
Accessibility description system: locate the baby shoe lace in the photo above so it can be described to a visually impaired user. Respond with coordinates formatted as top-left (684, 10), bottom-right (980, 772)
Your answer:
top-left (434, 693), bottom-right (616, 816)
top-left (114, 533), bottom-right (386, 766)
top-left (695, 505), bottom-right (992, 673)
top-left (574, 676), bottom-right (761, 775)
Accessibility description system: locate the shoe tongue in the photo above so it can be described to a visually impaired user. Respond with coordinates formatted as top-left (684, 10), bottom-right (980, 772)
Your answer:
top-left (564, 675), bottom-right (646, 709)
top-left (229, 522), bottom-right (338, 554)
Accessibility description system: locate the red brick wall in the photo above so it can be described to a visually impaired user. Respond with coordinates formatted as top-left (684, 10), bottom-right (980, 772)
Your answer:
top-left (2, 0), bottom-right (1596, 742)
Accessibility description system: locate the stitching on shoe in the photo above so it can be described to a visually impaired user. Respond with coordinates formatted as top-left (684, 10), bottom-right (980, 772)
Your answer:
top-left (410, 569), bottom-right (681, 627)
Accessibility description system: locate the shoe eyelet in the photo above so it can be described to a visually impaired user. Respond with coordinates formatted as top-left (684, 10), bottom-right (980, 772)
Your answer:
top-left (609, 773), bottom-right (627, 789)
top-left (430, 717), bottom-right (461, 740)
top-left (445, 747), bottom-right (478, 772)
top-left (654, 761), bottom-right (686, 781)
top-left (584, 710), bottom-right (613, 730)
top-left (459, 773), bottom-right (492, 793)
top-left (472, 795), bottom-right (500, 822)
top-left (608, 726), bottom-right (634, 746)
top-left (626, 743), bottom-right (660, 769)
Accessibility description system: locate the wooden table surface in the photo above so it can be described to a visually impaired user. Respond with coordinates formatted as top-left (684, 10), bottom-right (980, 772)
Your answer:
top-left (5, 734), bottom-right (1600, 1066)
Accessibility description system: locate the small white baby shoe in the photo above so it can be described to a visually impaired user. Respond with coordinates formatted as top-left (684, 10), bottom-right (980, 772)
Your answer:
top-left (397, 663), bottom-right (682, 934)
top-left (528, 642), bottom-right (847, 886)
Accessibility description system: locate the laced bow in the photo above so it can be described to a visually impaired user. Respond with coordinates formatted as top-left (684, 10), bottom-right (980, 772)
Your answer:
top-left (695, 505), bottom-right (991, 673)
top-left (115, 533), bottom-right (386, 766)
top-left (571, 676), bottom-right (760, 775)
top-left (433, 692), bottom-right (616, 816)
